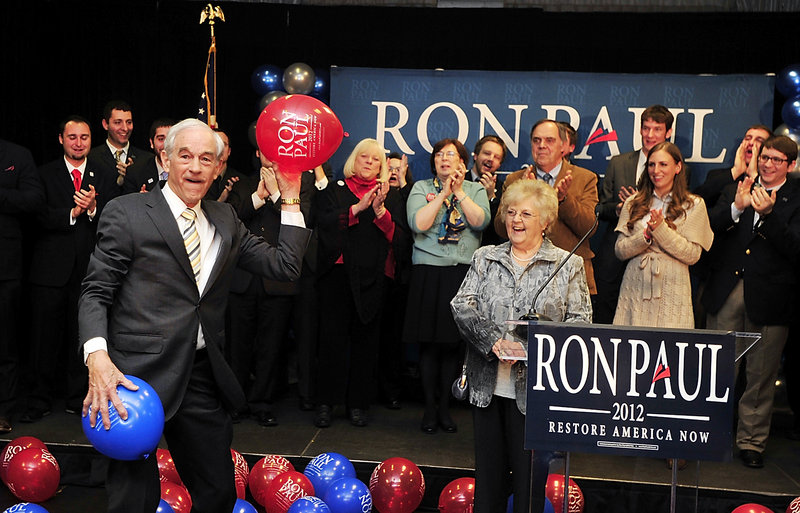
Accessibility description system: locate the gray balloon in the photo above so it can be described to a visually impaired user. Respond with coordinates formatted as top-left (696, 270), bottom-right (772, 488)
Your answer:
top-left (282, 62), bottom-right (315, 95)
top-left (248, 120), bottom-right (258, 148)
top-left (258, 90), bottom-right (288, 112)
top-left (774, 124), bottom-right (800, 171)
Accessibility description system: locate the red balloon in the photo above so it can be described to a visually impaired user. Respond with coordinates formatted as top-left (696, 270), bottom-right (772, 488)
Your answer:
top-left (732, 505), bottom-right (775, 513)
top-left (249, 455), bottom-right (295, 507)
top-left (545, 474), bottom-right (584, 513)
top-left (438, 477), bottom-right (474, 513)
top-left (263, 471), bottom-right (314, 513)
top-left (2, 437), bottom-right (47, 485)
top-left (161, 479), bottom-right (193, 513)
top-left (231, 449), bottom-right (250, 500)
top-left (787, 497), bottom-right (800, 513)
top-left (256, 94), bottom-right (344, 176)
top-left (369, 457), bottom-right (426, 513)
top-left (157, 448), bottom-right (183, 486)
top-left (5, 447), bottom-right (60, 502)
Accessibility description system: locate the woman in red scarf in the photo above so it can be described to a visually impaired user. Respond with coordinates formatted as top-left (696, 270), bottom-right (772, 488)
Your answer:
top-left (314, 138), bottom-right (408, 428)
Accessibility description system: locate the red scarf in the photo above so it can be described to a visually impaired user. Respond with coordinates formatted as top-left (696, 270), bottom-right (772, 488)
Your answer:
top-left (345, 175), bottom-right (377, 198)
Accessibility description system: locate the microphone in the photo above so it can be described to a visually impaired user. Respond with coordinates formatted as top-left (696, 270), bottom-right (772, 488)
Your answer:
top-left (514, 209), bottom-right (599, 338)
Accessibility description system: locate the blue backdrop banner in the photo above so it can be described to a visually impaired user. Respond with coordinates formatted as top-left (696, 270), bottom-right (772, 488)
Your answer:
top-left (329, 67), bottom-right (774, 187)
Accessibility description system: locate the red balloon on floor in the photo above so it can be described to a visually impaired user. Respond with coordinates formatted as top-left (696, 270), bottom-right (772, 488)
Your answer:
top-left (5, 447), bottom-right (60, 502)
top-left (160, 480), bottom-right (193, 513)
top-left (545, 474), bottom-right (584, 513)
top-left (232, 449), bottom-right (250, 500)
top-left (368, 457), bottom-right (425, 513)
top-left (249, 455), bottom-right (295, 507)
top-left (255, 95), bottom-right (344, 176)
top-left (732, 505), bottom-right (774, 513)
top-left (438, 477), bottom-right (474, 513)
top-left (787, 497), bottom-right (800, 513)
top-left (263, 471), bottom-right (315, 513)
top-left (156, 449), bottom-right (183, 486)
top-left (1, 437), bottom-right (47, 485)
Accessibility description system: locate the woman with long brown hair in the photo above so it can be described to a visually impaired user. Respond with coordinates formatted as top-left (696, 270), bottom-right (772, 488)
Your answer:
top-left (613, 141), bottom-right (713, 329)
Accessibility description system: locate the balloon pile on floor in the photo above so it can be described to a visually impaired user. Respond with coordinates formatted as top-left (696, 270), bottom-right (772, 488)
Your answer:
top-left (787, 496), bottom-right (800, 513)
top-left (1, 436), bottom-right (60, 505)
top-left (1, 504), bottom-right (50, 513)
top-left (545, 473), bottom-right (584, 513)
top-left (732, 504), bottom-right (775, 513)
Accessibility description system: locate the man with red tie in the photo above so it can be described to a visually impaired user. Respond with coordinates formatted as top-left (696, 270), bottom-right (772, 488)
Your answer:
top-left (22, 115), bottom-right (115, 422)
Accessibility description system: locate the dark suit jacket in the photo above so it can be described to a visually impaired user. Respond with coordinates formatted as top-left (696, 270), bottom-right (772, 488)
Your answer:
top-left (88, 144), bottom-right (153, 198)
top-left (702, 176), bottom-right (800, 325)
top-left (495, 159), bottom-right (599, 293)
top-left (0, 139), bottom-right (43, 280)
top-left (29, 158), bottom-right (114, 287)
top-left (693, 167), bottom-right (739, 210)
top-left (316, 179), bottom-right (409, 324)
top-left (78, 186), bottom-right (311, 418)
top-left (229, 169), bottom-right (318, 295)
top-left (468, 170), bottom-right (505, 247)
top-left (122, 157), bottom-right (161, 195)
top-left (204, 166), bottom-right (245, 202)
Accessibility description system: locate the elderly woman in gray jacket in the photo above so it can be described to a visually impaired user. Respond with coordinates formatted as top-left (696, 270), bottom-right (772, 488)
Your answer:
top-left (451, 179), bottom-right (591, 513)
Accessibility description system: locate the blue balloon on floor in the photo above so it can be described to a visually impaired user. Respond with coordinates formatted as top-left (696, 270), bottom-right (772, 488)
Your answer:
top-left (507, 494), bottom-right (554, 513)
top-left (232, 498), bottom-right (258, 513)
top-left (251, 64), bottom-right (284, 96)
top-left (2, 504), bottom-right (49, 513)
top-left (157, 499), bottom-right (175, 513)
top-left (304, 452), bottom-right (356, 498)
top-left (288, 496), bottom-right (332, 513)
top-left (323, 477), bottom-right (371, 513)
top-left (81, 375), bottom-right (165, 461)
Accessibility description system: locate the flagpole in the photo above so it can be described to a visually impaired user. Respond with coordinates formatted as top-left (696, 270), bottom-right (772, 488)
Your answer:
top-left (200, 4), bottom-right (225, 128)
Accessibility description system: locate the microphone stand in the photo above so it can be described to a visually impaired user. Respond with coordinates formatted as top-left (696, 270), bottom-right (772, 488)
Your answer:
top-left (515, 211), bottom-right (599, 338)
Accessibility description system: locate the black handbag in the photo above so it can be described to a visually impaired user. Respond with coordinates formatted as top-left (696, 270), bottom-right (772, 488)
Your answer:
top-left (451, 352), bottom-right (468, 401)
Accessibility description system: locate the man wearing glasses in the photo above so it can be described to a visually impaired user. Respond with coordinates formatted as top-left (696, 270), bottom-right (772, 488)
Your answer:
top-left (703, 135), bottom-right (800, 469)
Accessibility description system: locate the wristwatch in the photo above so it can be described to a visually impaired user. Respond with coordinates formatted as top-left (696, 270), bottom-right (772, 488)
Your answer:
top-left (280, 198), bottom-right (301, 205)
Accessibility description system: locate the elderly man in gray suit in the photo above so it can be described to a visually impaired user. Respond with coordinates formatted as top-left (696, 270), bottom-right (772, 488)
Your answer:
top-left (79, 118), bottom-right (311, 513)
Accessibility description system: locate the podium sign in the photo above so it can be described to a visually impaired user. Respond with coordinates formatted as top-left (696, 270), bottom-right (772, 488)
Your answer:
top-left (524, 322), bottom-right (735, 461)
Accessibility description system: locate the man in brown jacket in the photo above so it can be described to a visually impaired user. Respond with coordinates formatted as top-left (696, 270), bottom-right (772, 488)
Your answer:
top-left (494, 119), bottom-right (598, 293)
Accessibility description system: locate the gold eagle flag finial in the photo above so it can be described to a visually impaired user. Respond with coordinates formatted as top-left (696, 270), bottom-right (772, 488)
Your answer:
top-left (199, 4), bottom-right (225, 38)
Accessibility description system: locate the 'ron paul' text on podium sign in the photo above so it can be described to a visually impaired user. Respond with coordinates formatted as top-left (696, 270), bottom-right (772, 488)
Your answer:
top-left (524, 323), bottom-right (735, 461)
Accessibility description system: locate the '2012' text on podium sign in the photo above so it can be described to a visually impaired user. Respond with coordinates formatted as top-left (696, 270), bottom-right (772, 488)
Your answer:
top-left (524, 322), bottom-right (735, 461)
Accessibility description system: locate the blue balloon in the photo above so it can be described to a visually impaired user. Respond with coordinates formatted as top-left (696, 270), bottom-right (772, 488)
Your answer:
top-left (776, 64), bottom-right (800, 98)
top-left (310, 68), bottom-right (330, 101)
top-left (303, 452), bottom-right (356, 498)
top-left (323, 477), bottom-right (371, 513)
top-left (782, 95), bottom-right (800, 130)
top-left (232, 498), bottom-right (258, 513)
top-left (252, 64), bottom-right (284, 96)
top-left (288, 496), bottom-right (332, 513)
top-left (2, 504), bottom-right (50, 513)
top-left (81, 375), bottom-right (165, 461)
top-left (507, 495), bottom-right (554, 513)
top-left (157, 499), bottom-right (175, 513)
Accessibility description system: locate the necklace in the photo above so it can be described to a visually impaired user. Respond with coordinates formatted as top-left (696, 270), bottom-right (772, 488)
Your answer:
top-left (510, 247), bottom-right (535, 262)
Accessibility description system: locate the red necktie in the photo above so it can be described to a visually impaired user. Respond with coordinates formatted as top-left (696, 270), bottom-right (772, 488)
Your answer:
top-left (71, 169), bottom-right (82, 191)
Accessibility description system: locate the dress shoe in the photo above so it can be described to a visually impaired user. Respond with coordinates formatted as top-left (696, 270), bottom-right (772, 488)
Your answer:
top-left (314, 404), bottom-right (332, 428)
top-left (255, 410), bottom-right (278, 427)
top-left (65, 403), bottom-right (81, 415)
top-left (0, 416), bottom-right (11, 433)
top-left (349, 408), bottom-right (368, 427)
top-left (386, 399), bottom-right (401, 410)
top-left (739, 449), bottom-right (764, 468)
top-left (299, 398), bottom-right (315, 411)
top-left (20, 407), bottom-right (51, 423)
top-left (421, 411), bottom-right (438, 434)
top-left (439, 413), bottom-right (458, 433)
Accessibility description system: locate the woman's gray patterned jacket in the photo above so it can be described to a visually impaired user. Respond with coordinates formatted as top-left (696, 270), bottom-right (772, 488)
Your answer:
top-left (450, 239), bottom-right (592, 414)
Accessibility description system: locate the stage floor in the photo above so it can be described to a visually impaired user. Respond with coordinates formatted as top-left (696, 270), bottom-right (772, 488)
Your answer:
top-left (2, 394), bottom-right (799, 512)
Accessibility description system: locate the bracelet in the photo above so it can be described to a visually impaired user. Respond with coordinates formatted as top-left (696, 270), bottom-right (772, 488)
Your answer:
top-left (280, 198), bottom-right (301, 205)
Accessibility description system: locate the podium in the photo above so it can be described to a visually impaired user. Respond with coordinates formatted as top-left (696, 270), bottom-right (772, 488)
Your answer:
top-left (515, 320), bottom-right (748, 513)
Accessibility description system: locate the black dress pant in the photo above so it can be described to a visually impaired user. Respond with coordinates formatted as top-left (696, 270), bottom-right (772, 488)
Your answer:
top-left (473, 397), bottom-right (531, 513)
top-left (106, 351), bottom-right (236, 513)
top-left (0, 279), bottom-right (20, 416)
top-left (316, 265), bottom-right (381, 409)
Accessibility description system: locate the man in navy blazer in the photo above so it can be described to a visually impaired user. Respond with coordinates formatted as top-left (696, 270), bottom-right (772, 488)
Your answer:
top-left (24, 116), bottom-right (115, 422)
top-left (79, 119), bottom-right (311, 513)
top-left (703, 135), bottom-right (800, 469)
top-left (121, 118), bottom-right (175, 194)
